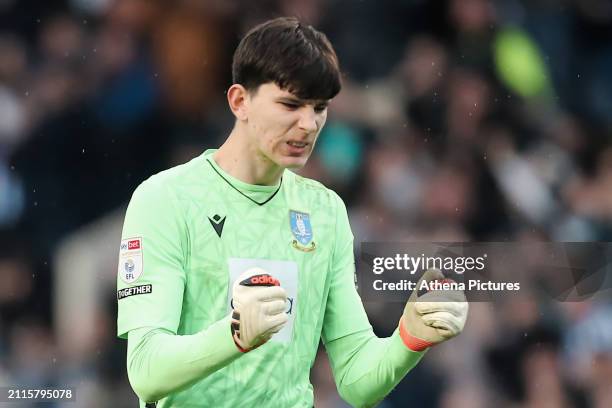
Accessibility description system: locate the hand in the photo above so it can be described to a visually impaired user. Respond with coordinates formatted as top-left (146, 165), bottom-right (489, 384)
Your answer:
top-left (231, 267), bottom-right (289, 352)
top-left (399, 269), bottom-right (468, 351)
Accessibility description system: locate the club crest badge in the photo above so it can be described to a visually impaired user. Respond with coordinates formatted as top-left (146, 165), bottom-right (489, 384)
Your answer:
top-left (289, 210), bottom-right (316, 252)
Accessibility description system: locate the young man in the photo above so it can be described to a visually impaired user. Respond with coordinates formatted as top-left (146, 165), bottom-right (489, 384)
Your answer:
top-left (117, 17), bottom-right (468, 407)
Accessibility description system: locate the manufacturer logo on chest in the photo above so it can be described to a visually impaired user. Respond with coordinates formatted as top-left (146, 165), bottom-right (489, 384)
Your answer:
top-left (208, 214), bottom-right (226, 238)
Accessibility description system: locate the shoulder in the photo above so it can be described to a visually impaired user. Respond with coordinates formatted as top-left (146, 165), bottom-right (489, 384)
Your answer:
top-left (147, 155), bottom-right (206, 187)
top-left (131, 154), bottom-right (209, 201)
top-left (284, 170), bottom-right (345, 210)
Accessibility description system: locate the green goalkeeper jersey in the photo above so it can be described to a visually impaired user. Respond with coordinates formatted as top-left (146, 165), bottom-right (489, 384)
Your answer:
top-left (117, 149), bottom-right (371, 407)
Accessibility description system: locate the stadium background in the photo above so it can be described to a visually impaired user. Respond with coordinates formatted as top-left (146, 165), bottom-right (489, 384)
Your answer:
top-left (1, 0), bottom-right (612, 406)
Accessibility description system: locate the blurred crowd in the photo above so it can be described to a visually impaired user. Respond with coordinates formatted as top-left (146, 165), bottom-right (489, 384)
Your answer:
top-left (1, 0), bottom-right (612, 407)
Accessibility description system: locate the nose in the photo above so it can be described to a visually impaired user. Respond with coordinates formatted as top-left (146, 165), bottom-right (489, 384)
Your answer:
top-left (297, 107), bottom-right (318, 133)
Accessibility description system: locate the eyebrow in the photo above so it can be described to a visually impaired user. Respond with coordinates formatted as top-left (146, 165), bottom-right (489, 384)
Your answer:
top-left (277, 96), bottom-right (329, 106)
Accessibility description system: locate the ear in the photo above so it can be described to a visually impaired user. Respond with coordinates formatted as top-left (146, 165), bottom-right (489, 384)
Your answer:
top-left (227, 84), bottom-right (249, 121)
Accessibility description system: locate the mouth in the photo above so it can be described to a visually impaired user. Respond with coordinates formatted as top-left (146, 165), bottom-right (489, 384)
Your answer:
top-left (286, 141), bottom-right (309, 148)
top-left (285, 140), bottom-right (311, 157)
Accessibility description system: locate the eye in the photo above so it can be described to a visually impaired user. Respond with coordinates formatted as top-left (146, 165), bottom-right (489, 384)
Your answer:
top-left (280, 102), bottom-right (299, 110)
top-left (314, 105), bottom-right (327, 113)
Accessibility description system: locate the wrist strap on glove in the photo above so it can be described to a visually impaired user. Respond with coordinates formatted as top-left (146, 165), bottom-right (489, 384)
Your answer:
top-left (399, 318), bottom-right (434, 352)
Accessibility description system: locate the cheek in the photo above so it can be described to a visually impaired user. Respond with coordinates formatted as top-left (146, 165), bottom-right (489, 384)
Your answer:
top-left (248, 110), bottom-right (272, 138)
top-left (317, 113), bottom-right (327, 129)
top-left (257, 118), bottom-right (288, 151)
top-left (261, 116), bottom-right (293, 144)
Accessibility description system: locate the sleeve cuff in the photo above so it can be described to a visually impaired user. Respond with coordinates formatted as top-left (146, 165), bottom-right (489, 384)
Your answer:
top-left (398, 318), bottom-right (433, 352)
top-left (388, 327), bottom-right (427, 370)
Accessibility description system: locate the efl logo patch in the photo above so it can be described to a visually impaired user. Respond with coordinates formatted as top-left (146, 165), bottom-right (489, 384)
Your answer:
top-left (118, 237), bottom-right (143, 284)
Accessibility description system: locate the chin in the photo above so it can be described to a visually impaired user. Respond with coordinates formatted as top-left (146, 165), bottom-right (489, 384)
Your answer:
top-left (277, 155), bottom-right (310, 169)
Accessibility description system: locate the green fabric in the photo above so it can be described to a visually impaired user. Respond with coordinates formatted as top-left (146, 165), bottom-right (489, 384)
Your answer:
top-left (127, 319), bottom-right (240, 405)
top-left (494, 26), bottom-right (553, 99)
top-left (118, 149), bottom-right (424, 407)
top-left (325, 329), bottom-right (426, 408)
top-left (117, 150), bottom-right (367, 406)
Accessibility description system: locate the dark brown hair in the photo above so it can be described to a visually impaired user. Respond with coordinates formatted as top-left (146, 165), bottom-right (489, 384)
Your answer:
top-left (232, 17), bottom-right (341, 100)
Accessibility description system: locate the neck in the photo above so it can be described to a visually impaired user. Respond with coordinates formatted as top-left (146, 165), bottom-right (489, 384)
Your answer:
top-left (214, 126), bottom-right (284, 186)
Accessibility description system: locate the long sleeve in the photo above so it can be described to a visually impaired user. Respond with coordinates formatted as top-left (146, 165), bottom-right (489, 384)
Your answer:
top-left (322, 192), bottom-right (426, 407)
top-left (325, 328), bottom-right (425, 408)
top-left (126, 318), bottom-right (241, 403)
top-left (119, 178), bottom-right (241, 403)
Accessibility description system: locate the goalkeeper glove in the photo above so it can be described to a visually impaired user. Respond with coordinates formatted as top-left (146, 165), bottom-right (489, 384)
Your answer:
top-left (231, 267), bottom-right (288, 352)
top-left (399, 269), bottom-right (468, 351)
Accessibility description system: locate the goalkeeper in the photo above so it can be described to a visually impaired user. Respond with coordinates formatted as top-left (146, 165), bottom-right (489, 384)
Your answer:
top-left (117, 17), bottom-right (468, 408)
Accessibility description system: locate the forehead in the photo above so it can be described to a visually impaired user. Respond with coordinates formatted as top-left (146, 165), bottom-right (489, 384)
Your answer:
top-left (255, 82), bottom-right (329, 104)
